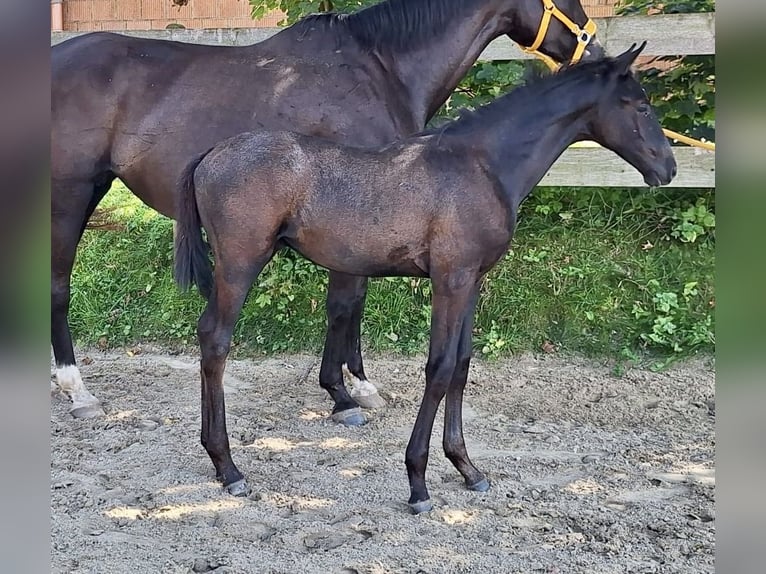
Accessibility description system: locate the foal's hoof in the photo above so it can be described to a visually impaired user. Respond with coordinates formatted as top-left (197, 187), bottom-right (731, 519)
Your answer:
top-left (330, 407), bottom-right (367, 427)
top-left (467, 477), bottom-right (491, 492)
top-left (408, 499), bottom-right (433, 514)
top-left (69, 402), bottom-right (106, 419)
top-left (225, 479), bottom-right (250, 497)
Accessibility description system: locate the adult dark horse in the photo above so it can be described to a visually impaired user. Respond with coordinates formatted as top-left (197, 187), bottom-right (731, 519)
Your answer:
top-left (51, 0), bottom-right (604, 421)
top-left (174, 44), bottom-right (676, 507)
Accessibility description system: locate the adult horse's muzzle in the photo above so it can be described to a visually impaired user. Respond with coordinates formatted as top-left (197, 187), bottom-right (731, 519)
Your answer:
top-left (583, 38), bottom-right (606, 61)
top-left (519, 0), bottom-right (602, 70)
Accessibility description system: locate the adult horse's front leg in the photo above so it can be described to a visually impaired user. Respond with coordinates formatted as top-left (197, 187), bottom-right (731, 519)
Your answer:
top-left (51, 177), bottom-right (111, 418)
top-left (443, 285), bottom-right (489, 492)
top-left (405, 275), bottom-right (477, 513)
top-left (320, 271), bottom-right (384, 427)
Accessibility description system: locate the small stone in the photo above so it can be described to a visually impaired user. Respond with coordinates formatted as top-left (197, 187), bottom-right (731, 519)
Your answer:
top-left (137, 419), bottom-right (159, 431)
top-left (192, 558), bottom-right (210, 573)
top-left (581, 454), bottom-right (601, 464)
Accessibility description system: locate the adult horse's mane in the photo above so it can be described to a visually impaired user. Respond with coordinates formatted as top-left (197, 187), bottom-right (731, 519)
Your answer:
top-left (294, 0), bottom-right (483, 52)
top-left (425, 56), bottom-right (629, 137)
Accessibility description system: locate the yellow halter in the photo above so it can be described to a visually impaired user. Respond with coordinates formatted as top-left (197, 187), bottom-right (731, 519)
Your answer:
top-left (518, 1), bottom-right (716, 151)
top-left (520, 0), bottom-right (598, 71)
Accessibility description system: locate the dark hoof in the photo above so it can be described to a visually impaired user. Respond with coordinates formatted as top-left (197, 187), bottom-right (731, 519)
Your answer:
top-left (69, 403), bottom-right (106, 419)
top-left (330, 407), bottom-right (367, 427)
top-left (467, 477), bottom-right (491, 492)
top-left (408, 499), bottom-right (433, 514)
top-left (225, 479), bottom-right (250, 497)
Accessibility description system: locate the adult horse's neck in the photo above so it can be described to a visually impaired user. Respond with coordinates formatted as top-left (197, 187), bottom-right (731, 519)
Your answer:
top-left (273, 0), bottom-right (515, 130)
top-left (377, 8), bottom-right (507, 126)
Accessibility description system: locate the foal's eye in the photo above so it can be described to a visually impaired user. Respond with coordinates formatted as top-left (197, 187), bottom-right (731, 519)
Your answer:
top-left (637, 103), bottom-right (650, 115)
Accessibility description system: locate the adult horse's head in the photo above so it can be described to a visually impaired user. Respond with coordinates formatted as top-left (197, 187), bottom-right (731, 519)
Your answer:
top-left (503, 0), bottom-right (606, 66)
top-left (588, 42), bottom-right (676, 186)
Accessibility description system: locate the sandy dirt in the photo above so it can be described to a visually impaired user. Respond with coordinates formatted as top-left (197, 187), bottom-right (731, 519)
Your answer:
top-left (51, 348), bottom-right (715, 573)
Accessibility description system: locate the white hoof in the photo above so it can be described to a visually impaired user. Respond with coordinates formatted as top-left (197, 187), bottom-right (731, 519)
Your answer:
top-left (351, 390), bottom-right (387, 409)
top-left (342, 364), bottom-right (386, 409)
top-left (56, 365), bottom-right (105, 418)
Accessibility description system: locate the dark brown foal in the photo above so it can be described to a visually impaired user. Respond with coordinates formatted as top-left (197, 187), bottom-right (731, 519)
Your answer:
top-left (175, 44), bottom-right (676, 510)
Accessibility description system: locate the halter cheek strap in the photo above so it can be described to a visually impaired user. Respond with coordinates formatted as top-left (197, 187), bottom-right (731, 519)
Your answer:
top-left (521, 0), bottom-right (598, 71)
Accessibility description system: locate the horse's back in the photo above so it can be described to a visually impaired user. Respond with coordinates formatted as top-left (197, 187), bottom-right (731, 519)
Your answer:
top-left (196, 131), bottom-right (308, 192)
top-left (51, 32), bottom-right (249, 196)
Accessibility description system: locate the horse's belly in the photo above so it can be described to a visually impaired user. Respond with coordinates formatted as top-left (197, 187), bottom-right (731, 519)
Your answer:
top-left (291, 234), bottom-right (428, 278)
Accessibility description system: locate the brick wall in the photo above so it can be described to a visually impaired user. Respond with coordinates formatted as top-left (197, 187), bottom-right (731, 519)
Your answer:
top-left (582, 0), bottom-right (618, 18)
top-left (62, 0), bottom-right (284, 31)
top-left (60, 0), bottom-right (618, 32)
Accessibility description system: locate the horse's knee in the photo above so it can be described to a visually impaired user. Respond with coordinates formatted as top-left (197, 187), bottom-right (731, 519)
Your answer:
top-left (426, 354), bottom-right (457, 387)
top-left (198, 319), bottom-right (230, 362)
top-left (454, 356), bottom-right (470, 378)
top-left (51, 276), bottom-right (70, 311)
top-left (325, 295), bottom-right (357, 322)
top-left (201, 340), bottom-right (230, 363)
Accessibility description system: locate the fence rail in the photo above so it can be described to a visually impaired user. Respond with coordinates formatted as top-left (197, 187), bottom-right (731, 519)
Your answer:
top-left (51, 13), bottom-right (716, 188)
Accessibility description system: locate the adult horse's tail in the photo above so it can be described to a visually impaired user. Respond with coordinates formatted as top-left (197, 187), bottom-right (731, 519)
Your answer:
top-left (174, 150), bottom-right (214, 299)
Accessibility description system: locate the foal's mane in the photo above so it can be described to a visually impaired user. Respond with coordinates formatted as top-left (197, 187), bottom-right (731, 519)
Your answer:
top-left (425, 56), bottom-right (629, 136)
top-left (293, 0), bottom-right (484, 52)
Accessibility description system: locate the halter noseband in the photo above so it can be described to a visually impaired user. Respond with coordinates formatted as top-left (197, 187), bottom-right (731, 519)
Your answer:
top-left (521, 0), bottom-right (598, 70)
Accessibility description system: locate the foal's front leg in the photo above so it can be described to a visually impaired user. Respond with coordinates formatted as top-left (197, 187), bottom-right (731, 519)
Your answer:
top-left (405, 276), bottom-right (477, 513)
top-left (443, 285), bottom-right (489, 492)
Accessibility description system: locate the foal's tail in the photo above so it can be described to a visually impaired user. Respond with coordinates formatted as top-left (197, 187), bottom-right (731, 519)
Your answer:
top-left (173, 150), bottom-right (214, 299)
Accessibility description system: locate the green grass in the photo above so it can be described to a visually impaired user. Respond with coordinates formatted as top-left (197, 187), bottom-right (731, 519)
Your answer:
top-left (70, 181), bottom-right (714, 365)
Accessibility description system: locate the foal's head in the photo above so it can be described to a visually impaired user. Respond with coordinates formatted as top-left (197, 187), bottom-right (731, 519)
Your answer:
top-left (586, 42), bottom-right (677, 187)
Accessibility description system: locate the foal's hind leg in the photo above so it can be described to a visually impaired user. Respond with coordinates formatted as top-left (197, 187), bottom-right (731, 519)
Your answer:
top-left (443, 285), bottom-right (489, 492)
top-left (197, 247), bottom-right (274, 496)
top-left (51, 177), bottom-right (111, 418)
top-left (320, 272), bottom-right (384, 427)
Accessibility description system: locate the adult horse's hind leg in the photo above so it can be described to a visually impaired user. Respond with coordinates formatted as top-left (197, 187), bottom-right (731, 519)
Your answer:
top-left (320, 272), bottom-right (385, 427)
top-left (405, 275), bottom-right (477, 513)
top-left (51, 177), bottom-right (112, 418)
top-left (197, 248), bottom-right (274, 496)
top-left (443, 285), bottom-right (489, 492)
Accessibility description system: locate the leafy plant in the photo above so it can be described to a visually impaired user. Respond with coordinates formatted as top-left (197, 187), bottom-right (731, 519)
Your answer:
top-left (616, 0), bottom-right (715, 141)
top-left (631, 279), bottom-right (714, 353)
top-left (668, 197), bottom-right (715, 243)
top-left (249, 0), bottom-right (373, 25)
top-left (433, 61), bottom-right (527, 122)
top-left (475, 320), bottom-right (507, 359)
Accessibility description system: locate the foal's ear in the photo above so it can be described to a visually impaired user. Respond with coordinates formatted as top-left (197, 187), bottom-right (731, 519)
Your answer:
top-left (614, 41), bottom-right (647, 76)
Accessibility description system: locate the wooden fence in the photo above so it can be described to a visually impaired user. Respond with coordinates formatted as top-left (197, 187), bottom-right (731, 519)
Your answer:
top-left (51, 13), bottom-right (716, 188)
